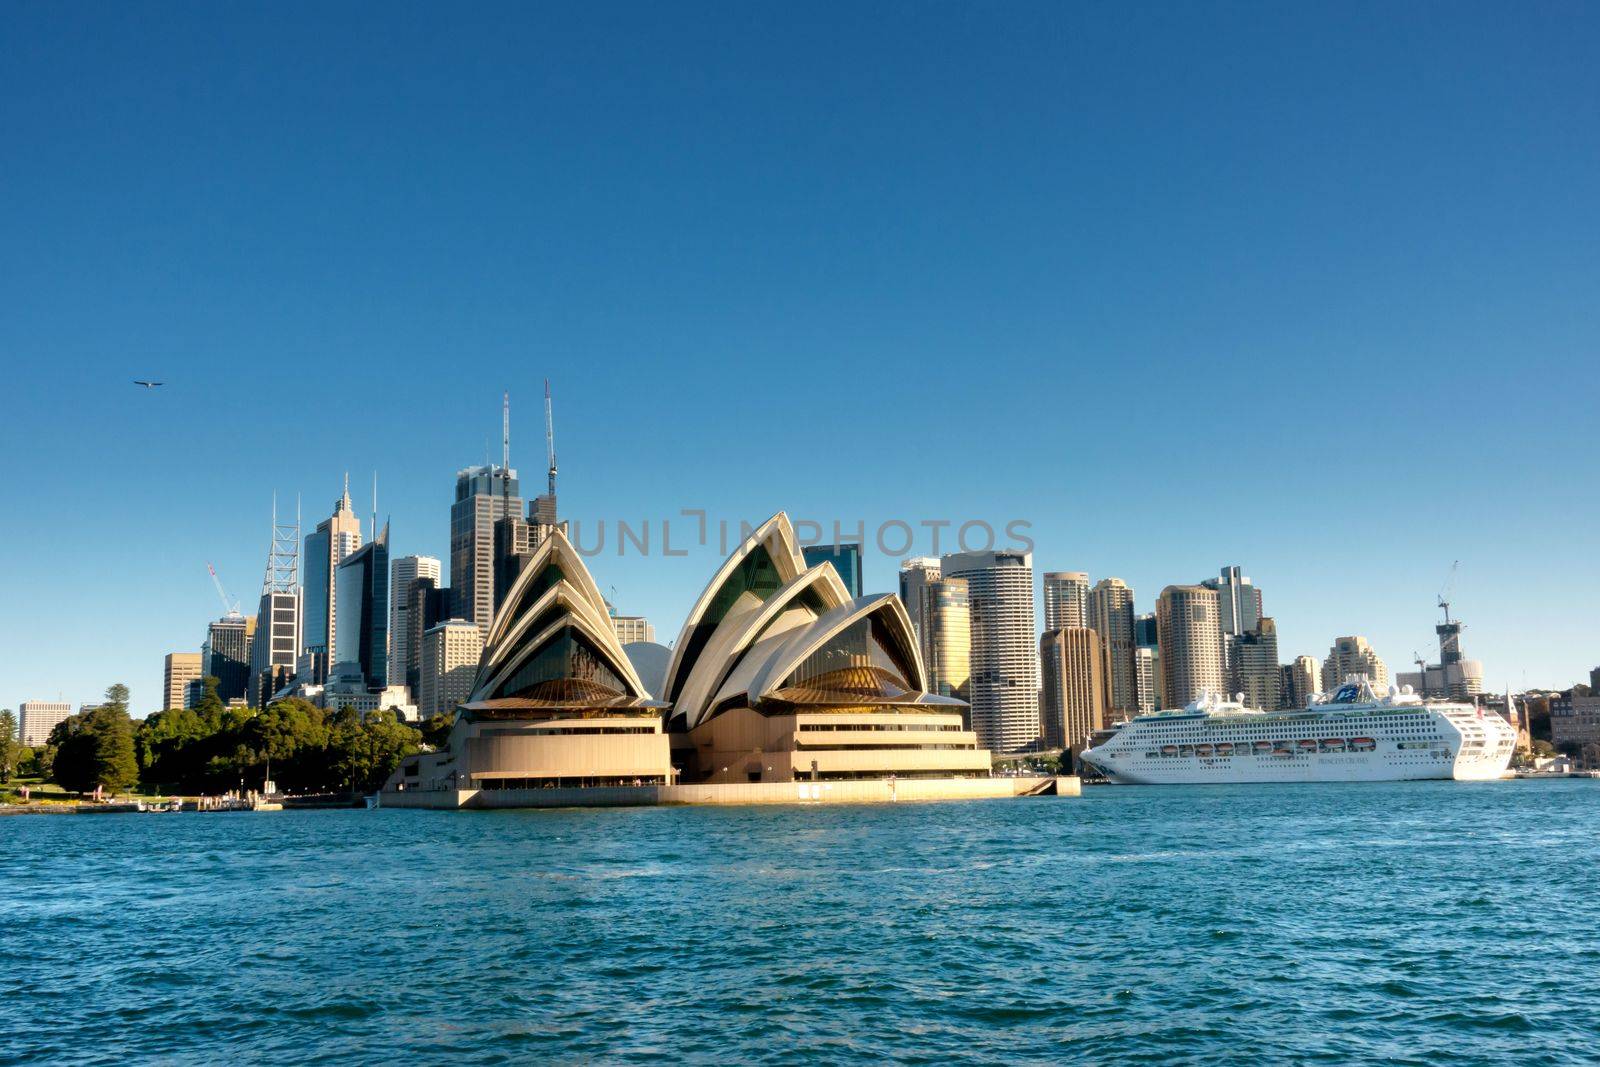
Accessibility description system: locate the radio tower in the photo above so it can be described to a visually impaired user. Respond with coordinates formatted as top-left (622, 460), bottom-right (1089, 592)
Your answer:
top-left (262, 492), bottom-right (301, 594)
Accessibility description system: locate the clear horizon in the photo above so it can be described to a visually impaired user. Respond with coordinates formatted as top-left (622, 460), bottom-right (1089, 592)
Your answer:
top-left (2, 2), bottom-right (1596, 713)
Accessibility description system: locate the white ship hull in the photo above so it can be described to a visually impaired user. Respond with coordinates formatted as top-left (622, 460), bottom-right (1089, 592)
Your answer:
top-left (1081, 690), bottom-right (1516, 787)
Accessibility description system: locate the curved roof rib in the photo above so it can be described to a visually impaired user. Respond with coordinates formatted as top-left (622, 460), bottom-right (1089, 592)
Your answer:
top-left (674, 562), bottom-right (852, 730)
top-left (485, 527), bottom-right (609, 650)
top-left (744, 594), bottom-right (929, 705)
top-left (660, 512), bottom-right (807, 705)
top-left (474, 579), bottom-right (647, 701)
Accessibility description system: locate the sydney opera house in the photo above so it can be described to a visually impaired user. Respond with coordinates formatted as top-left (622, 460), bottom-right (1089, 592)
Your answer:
top-left (386, 513), bottom-right (1070, 806)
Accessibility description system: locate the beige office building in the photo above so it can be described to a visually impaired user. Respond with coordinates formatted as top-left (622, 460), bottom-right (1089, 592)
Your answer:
top-left (611, 615), bottom-right (656, 645)
top-left (419, 620), bottom-right (484, 719)
top-left (1088, 577), bottom-right (1137, 714)
top-left (1040, 627), bottom-right (1111, 750)
top-left (18, 701), bottom-right (71, 747)
top-left (1283, 654), bottom-right (1321, 708)
top-left (925, 578), bottom-right (971, 701)
top-left (1157, 585), bottom-right (1224, 708)
top-left (1042, 572), bottom-right (1090, 631)
top-left (163, 652), bottom-right (202, 711)
top-left (1321, 636), bottom-right (1389, 691)
top-left (1231, 616), bottom-right (1282, 711)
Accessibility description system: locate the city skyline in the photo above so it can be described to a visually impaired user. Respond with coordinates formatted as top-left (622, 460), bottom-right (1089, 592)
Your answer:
top-left (3, 3), bottom-right (1597, 711)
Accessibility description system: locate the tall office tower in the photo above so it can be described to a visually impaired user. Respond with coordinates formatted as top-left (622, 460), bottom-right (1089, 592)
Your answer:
top-left (451, 463), bottom-right (522, 636)
top-left (419, 619), bottom-right (484, 719)
top-left (1282, 655), bottom-right (1320, 709)
top-left (162, 652), bottom-right (201, 711)
top-left (1134, 612), bottom-right (1161, 710)
top-left (1203, 565), bottom-right (1262, 637)
top-left (898, 557), bottom-right (942, 655)
top-left (1203, 565), bottom-right (1262, 681)
top-left (1156, 585), bottom-right (1224, 708)
top-left (802, 542), bottom-right (864, 598)
top-left (611, 615), bottom-right (656, 645)
top-left (332, 523), bottom-right (390, 689)
top-left (1088, 578), bottom-right (1137, 714)
top-left (925, 577), bottom-right (971, 701)
top-left (18, 701), bottom-right (71, 747)
top-left (1039, 627), bottom-right (1112, 750)
top-left (202, 615), bottom-right (254, 705)
top-left (390, 555), bottom-right (441, 689)
top-left (1231, 616), bottom-right (1282, 710)
top-left (941, 549), bottom-right (1039, 754)
top-left (403, 576), bottom-right (452, 696)
top-left (1321, 636), bottom-right (1390, 691)
top-left (301, 478), bottom-right (363, 676)
top-left (250, 496), bottom-right (302, 708)
top-left (1134, 646), bottom-right (1159, 713)
top-left (1042, 572), bottom-right (1091, 631)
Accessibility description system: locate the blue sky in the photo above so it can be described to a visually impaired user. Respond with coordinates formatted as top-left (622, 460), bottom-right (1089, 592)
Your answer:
top-left (2, 1), bottom-right (1595, 714)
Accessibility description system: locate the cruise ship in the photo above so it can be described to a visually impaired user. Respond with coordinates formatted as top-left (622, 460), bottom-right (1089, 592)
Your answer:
top-left (1079, 678), bottom-right (1517, 785)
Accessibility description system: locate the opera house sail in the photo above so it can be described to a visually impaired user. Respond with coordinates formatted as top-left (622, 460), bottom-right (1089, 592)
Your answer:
top-left (663, 513), bottom-right (992, 784)
top-left (388, 529), bottom-right (672, 792)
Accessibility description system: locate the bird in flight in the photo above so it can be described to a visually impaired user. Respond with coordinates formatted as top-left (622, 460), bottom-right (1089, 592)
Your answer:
top-left (133, 380), bottom-right (164, 388)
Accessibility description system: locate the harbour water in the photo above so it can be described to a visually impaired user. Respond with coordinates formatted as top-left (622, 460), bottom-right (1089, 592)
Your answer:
top-left (4, 780), bottom-right (1599, 1064)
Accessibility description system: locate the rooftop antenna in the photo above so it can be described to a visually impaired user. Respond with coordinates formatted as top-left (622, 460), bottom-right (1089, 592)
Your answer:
top-left (371, 472), bottom-right (378, 543)
top-left (544, 379), bottom-right (557, 500)
top-left (503, 390), bottom-right (511, 473)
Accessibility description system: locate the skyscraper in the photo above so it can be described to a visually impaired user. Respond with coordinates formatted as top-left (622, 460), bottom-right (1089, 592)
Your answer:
top-left (802, 542), bottom-right (864, 598)
top-left (1042, 572), bottom-right (1090, 631)
top-left (898, 557), bottom-right (942, 658)
top-left (1088, 577), bottom-right (1137, 714)
top-left (1282, 655), bottom-right (1320, 709)
top-left (1134, 611), bottom-right (1162, 711)
top-left (419, 619), bottom-right (483, 719)
top-left (1156, 585), bottom-right (1224, 708)
top-left (1039, 627), bottom-right (1111, 750)
top-left (203, 615), bottom-right (254, 705)
top-left (301, 478), bottom-right (362, 675)
top-left (1134, 646), bottom-right (1159, 714)
top-left (1321, 636), bottom-right (1389, 691)
top-left (925, 577), bottom-right (971, 702)
top-left (250, 495), bottom-right (301, 708)
top-left (451, 463), bottom-right (521, 636)
top-left (390, 554), bottom-right (441, 691)
top-left (1231, 616), bottom-right (1282, 710)
top-left (403, 575), bottom-right (452, 697)
top-left (941, 549), bottom-right (1038, 754)
top-left (333, 523), bottom-right (389, 689)
top-left (162, 652), bottom-right (201, 711)
top-left (1203, 565), bottom-right (1262, 639)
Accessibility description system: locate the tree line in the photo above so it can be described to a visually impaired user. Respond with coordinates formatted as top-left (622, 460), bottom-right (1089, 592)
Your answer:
top-left (2, 678), bottom-right (452, 796)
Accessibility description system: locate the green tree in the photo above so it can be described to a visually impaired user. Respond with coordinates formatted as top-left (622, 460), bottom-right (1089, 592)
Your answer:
top-left (420, 713), bottom-right (455, 749)
top-left (193, 676), bottom-right (225, 722)
top-left (51, 686), bottom-right (139, 794)
top-left (329, 709), bottom-right (420, 793)
top-left (0, 709), bottom-right (17, 783)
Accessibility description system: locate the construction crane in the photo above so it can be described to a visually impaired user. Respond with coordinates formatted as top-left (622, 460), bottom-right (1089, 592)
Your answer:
top-left (207, 562), bottom-right (241, 617)
top-left (1437, 560), bottom-right (1459, 624)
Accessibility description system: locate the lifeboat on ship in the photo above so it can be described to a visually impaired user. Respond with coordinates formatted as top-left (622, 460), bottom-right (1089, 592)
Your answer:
top-left (1253, 741), bottom-right (1273, 753)
top-left (1319, 738), bottom-right (1346, 752)
top-left (1350, 738), bottom-right (1376, 752)
top-left (1297, 739), bottom-right (1319, 752)
top-left (1161, 745), bottom-right (1179, 756)
top-left (1215, 742), bottom-right (1234, 755)
top-left (1196, 744), bottom-right (1214, 757)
